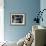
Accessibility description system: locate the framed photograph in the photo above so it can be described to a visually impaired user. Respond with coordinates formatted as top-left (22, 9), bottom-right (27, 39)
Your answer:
top-left (11, 13), bottom-right (25, 25)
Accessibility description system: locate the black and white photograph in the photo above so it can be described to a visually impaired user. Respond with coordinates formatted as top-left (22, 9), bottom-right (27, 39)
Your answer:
top-left (11, 14), bottom-right (25, 25)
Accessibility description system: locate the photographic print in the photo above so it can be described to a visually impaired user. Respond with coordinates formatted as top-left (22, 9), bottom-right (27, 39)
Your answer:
top-left (11, 13), bottom-right (25, 25)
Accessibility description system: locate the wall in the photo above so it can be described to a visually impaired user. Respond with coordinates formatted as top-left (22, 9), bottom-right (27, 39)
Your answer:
top-left (4, 0), bottom-right (40, 42)
top-left (40, 0), bottom-right (46, 27)
top-left (0, 0), bottom-right (4, 42)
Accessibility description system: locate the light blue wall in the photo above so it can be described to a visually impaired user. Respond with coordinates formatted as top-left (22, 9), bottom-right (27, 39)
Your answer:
top-left (40, 0), bottom-right (46, 27)
top-left (4, 0), bottom-right (40, 42)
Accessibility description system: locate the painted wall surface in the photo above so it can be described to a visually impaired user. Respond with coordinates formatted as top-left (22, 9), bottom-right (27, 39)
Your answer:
top-left (40, 0), bottom-right (46, 27)
top-left (4, 0), bottom-right (40, 42)
top-left (0, 0), bottom-right (4, 42)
